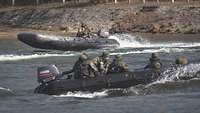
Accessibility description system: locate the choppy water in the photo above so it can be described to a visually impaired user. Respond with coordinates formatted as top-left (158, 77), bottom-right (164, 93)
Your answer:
top-left (1, 34), bottom-right (200, 113)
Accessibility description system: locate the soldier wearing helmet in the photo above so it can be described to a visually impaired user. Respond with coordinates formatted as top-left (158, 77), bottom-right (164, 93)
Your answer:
top-left (89, 52), bottom-right (110, 76)
top-left (77, 22), bottom-right (91, 38)
top-left (145, 53), bottom-right (162, 69)
top-left (62, 52), bottom-right (90, 79)
top-left (108, 55), bottom-right (128, 73)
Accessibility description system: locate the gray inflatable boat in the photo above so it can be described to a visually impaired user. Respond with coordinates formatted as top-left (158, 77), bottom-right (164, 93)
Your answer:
top-left (17, 33), bottom-right (119, 51)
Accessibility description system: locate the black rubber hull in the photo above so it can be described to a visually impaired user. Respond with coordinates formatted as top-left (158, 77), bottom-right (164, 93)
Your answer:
top-left (17, 33), bottom-right (119, 51)
top-left (35, 69), bottom-right (161, 95)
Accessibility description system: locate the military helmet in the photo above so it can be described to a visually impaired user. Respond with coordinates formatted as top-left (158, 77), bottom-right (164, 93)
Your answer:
top-left (154, 62), bottom-right (161, 69)
top-left (79, 52), bottom-right (88, 61)
top-left (150, 53), bottom-right (160, 62)
top-left (151, 53), bottom-right (158, 58)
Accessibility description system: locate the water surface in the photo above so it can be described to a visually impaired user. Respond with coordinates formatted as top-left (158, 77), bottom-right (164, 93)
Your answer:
top-left (1, 34), bottom-right (200, 113)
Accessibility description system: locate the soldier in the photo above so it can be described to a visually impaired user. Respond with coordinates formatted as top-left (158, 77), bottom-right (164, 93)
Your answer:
top-left (108, 55), bottom-right (128, 73)
top-left (62, 52), bottom-right (90, 79)
top-left (145, 53), bottom-right (162, 69)
top-left (86, 28), bottom-right (92, 38)
top-left (89, 52), bottom-right (110, 76)
top-left (76, 23), bottom-right (92, 38)
top-left (83, 25), bottom-right (91, 38)
top-left (99, 52), bottom-right (110, 74)
top-left (76, 28), bottom-right (82, 37)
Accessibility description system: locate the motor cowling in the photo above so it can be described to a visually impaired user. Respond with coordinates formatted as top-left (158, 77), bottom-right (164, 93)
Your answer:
top-left (37, 65), bottom-right (60, 84)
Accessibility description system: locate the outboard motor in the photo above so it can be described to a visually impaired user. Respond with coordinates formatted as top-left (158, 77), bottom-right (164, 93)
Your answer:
top-left (37, 65), bottom-right (60, 84)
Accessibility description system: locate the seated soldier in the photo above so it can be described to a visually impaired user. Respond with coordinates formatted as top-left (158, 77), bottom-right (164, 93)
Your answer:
top-left (76, 23), bottom-right (91, 38)
top-left (108, 55), bottom-right (128, 73)
top-left (84, 25), bottom-right (91, 38)
top-left (76, 28), bottom-right (82, 37)
top-left (145, 53), bottom-right (162, 69)
top-left (175, 56), bottom-right (188, 65)
top-left (89, 52), bottom-right (110, 76)
top-left (62, 52), bottom-right (90, 79)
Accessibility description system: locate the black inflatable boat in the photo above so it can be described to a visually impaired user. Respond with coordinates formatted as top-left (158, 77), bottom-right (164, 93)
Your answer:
top-left (17, 33), bottom-right (119, 51)
top-left (34, 65), bottom-right (162, 95)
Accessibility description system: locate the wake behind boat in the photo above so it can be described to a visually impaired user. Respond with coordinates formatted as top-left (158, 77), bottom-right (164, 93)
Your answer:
top-left (17, 32), bottom-right (119, 51)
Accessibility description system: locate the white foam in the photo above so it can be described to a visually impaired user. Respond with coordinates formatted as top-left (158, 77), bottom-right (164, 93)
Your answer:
top-left (54, 90), bottom-right (108, 99)
top-left (151, 63), bottom-right (200, 85)
top-left (0, 87), bottom-right (12, 92)
top-left (109, 34), bottom-right (149, 48)
top-left (158, 48), bottom-right (186, 53)
top-left (0, 53), bottom-right (75, 62)
top-left (110, 48), bottom-right (186, 56)
top-left (109, 34), bottom-right (200, 48)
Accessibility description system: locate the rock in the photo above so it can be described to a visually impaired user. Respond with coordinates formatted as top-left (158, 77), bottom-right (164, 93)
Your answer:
top-left (140, 6), bottom-right (159, 12)
top-left (152, 23), bottom-right (162, 33)
top-left (183, 28), bottom-right (194, 34)
top-left (140, 24), bottom-right (154, 33)
top-left (47, 26), bottom-right (53, 31)
top-left (59, 25), bottom-right (69, 32)
top-left (197, 28), bottom-right (200, 33)
top-left (0, 5), bottom-right (200, 34)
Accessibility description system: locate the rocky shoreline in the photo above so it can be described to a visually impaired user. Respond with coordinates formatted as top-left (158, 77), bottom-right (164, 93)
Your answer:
top-left (0, 3), bottom-right (200, 35)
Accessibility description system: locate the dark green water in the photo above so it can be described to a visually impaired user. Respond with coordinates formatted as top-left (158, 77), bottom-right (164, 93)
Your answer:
top-left (0, 34), bottom-right (200, 113)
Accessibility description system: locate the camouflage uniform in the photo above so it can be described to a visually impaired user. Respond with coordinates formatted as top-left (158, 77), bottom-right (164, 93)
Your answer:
top-left (145, 53), bottom-right (162, 69)
top-left (108, 55), bottom-right (128, 73)
top-left (83, 24), bottom-right (91, 38)
top-left (62, 52), bottom-right (90, 79)
top-left (76, 28), bottom-right (82, 37)
top-left (77, 23), bottom-right (91, 38)
top-left (89, 52), bottom-right (110, 76)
